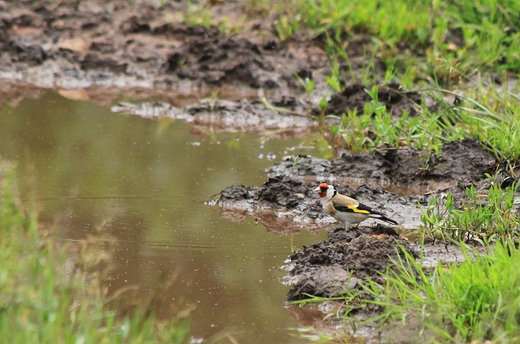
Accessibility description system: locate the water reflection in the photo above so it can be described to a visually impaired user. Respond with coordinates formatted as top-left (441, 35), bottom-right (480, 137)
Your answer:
top-left (0, 90), bottom-right (325, 343)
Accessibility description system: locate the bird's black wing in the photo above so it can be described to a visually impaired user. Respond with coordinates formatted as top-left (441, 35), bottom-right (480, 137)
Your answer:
top-left (332, 202), bottom-right (371, 214)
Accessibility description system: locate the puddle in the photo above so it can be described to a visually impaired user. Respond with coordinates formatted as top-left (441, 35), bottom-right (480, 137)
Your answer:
top-left (0, 89), bottom-right (325, 343)
top-left (0, 85), bottom-right (495, 343)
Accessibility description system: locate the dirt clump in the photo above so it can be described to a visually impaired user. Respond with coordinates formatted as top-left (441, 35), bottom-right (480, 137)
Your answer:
top-left (218, 137), bottom-right (501, 301)
top-left (215, 174), bottom-right (422, 234)
top-left (217, 176), bottom-right (325, 221)
top-left (268, 138), bottom-right (497, 191)
top-left (325, 82), bottom-right (425, 117)
top-left (164, 31), bottom-right (277, 88)
top-left (217, 175), bottom-right (422, 301)
top-left (112, 97), bottom-right (314, 136)
top-left (286, 225), bottom-right (418, 301)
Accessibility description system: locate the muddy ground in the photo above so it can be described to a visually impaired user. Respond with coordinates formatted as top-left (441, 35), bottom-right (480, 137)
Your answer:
top-left (0, 0), bottom-right (431, 111)
top-left (0, 0), bottom-right (330, 93)
top-left (215, 138), bottom-right (498, 304)
top-left (1, 0), bottom-right (517, 339)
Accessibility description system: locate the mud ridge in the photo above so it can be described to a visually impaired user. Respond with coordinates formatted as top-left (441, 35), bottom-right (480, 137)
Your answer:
top-left (216, 176), bottom-right (424, 302)
top-left (325, 82), bottom-right (426, 117)
top-left (285, 225), bottom-right (418, 302)
top-left (111, 96), bottom-right (314, 135)
top-left (216, 137), bottom-right (504, 300)
top-left (215, 175), bottom-right (426, 233)
top-left (267, 138), bottom-right (497, 190)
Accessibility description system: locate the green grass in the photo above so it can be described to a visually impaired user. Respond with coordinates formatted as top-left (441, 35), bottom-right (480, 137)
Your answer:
top-left (421, 175), bottom-right (520, 244)
top-left (159, 1), bottom-right (520, 342)
top-left (174, 0), bottom-right (519, 81)
top-left (271, 0), bottom-right (520, 81)
top-left (326, 86), bottom-right (450, 157)
top-left (318, 83), bottom-right (520, 171)
top-left (243, 1), bottom-right (520, 169)
top-left (291, 178), bottom-right (520, 343)
top-left (292, 176), bottom-right (520, 342)
top-left (346, 242), bottom-right (520, 343)
top-left (0, 162), bottom-right (190, 344)
top-left (440, 85), bottom-right (520, 166)
top-left (172, 0), bottom-right (520, 168)
top-left (184, 1), bottom-right (213, 28)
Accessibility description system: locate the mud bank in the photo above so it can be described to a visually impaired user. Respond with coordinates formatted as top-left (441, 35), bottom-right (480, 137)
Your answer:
top-left (217, 138), bottom-right (498, 233)
top-left (216, 175), bottom-right (426, 232)
top-left (215, 173), bottom-right (472, 301)
top-left (1, 0), bottom-right (453, 140)
top-left (267, 138), bottom-right (497, 190)
top-left (215, 137), bottom-right (502, 301)
top-left (111, 96), bottom-right (315, 136)
top-left (285, 225), bottom-right (417, 301)
top-left (0, 0), bottom-right (425, 116)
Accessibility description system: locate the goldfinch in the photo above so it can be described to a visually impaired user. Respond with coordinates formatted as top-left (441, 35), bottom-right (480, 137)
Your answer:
top-left (314, 183), bottom-right (398, 228)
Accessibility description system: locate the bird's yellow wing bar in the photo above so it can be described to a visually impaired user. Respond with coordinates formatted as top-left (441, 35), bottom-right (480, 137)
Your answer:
top-left (347, 204), bottom-right (370, 214)
top-left (332, 201), bottom-right (371, 214)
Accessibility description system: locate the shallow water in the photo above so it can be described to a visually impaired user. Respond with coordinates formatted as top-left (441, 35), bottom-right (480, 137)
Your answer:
top-left (0, 90), bottom-right (327, 343)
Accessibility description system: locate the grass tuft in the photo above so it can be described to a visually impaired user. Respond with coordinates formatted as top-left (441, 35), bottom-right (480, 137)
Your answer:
top-left (421, 175), bottom-right (520, 244)
top-left (268, 0), bottom-right (520, 80)
top-left (348, 242), bottom-right (520, 343)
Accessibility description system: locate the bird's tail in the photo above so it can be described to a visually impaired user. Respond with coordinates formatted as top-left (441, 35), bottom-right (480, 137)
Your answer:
top-left (370, 213), bottom-right (398, 225)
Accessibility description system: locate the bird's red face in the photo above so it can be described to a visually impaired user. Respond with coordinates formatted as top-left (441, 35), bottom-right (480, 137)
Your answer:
top-left (314, 183), bottom-right (330, 198)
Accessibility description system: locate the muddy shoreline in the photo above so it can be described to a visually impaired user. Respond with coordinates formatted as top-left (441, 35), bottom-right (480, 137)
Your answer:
top-left (214, 140), bottom-right (497, 302)
top-left (1, 0), bottom-right (431, 118)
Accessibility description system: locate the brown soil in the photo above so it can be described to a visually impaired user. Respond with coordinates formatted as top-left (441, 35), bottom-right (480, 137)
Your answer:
top-left (286, 224), bottom-right (417, 302)
top-left (325, 82), bottom-right (425, 117)
top-left (0, 0), bottom-right (331, 93)
top-left (267, 138), bottom-right (498, 190)
top-left (214, 129), bottom-right (509, 306)
top-left (214, 168), bottom-right (491, 303)
top-left (0, 0), bottom-right (445, 139)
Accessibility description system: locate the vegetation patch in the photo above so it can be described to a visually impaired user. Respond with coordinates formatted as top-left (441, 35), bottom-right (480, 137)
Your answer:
top-left (342, 242), bottom-right (520, 343)
top-left (273, 0), bottom-right (520, 82)
top-left (2, 0), bottom-right (520, 342)
top-left (422, 176), bottom-right (520, 244)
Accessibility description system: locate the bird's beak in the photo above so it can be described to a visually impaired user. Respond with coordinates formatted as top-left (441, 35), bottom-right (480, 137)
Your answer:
top-left (313, 186), bottom-right (321, 193)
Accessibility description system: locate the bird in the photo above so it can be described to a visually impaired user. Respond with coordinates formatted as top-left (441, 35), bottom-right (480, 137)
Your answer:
top-left (313, 183), bottom-right (398, 229)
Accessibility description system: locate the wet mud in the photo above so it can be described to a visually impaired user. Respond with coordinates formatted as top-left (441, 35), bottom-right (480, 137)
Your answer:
top-left (215, 176), bottom-right (462, 304)
top-left (0, 0), bottom-right (402, 137)
top-left (1, 0), bottom-right (449, 136)
top-left (325, 82), bottom-right (425, 117)
top-left (111, 96), bottom-right (314, 136)
top-left (285, 225), bottom-right (417, 301)
top-left (267, 138), bottom-right (497, 190)
top-left (216, 175), bottom-right (426, 232)
top-left (0, 0), bottom-right (331, 93)
top-left (215, 137), bottom-right (501, 303)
